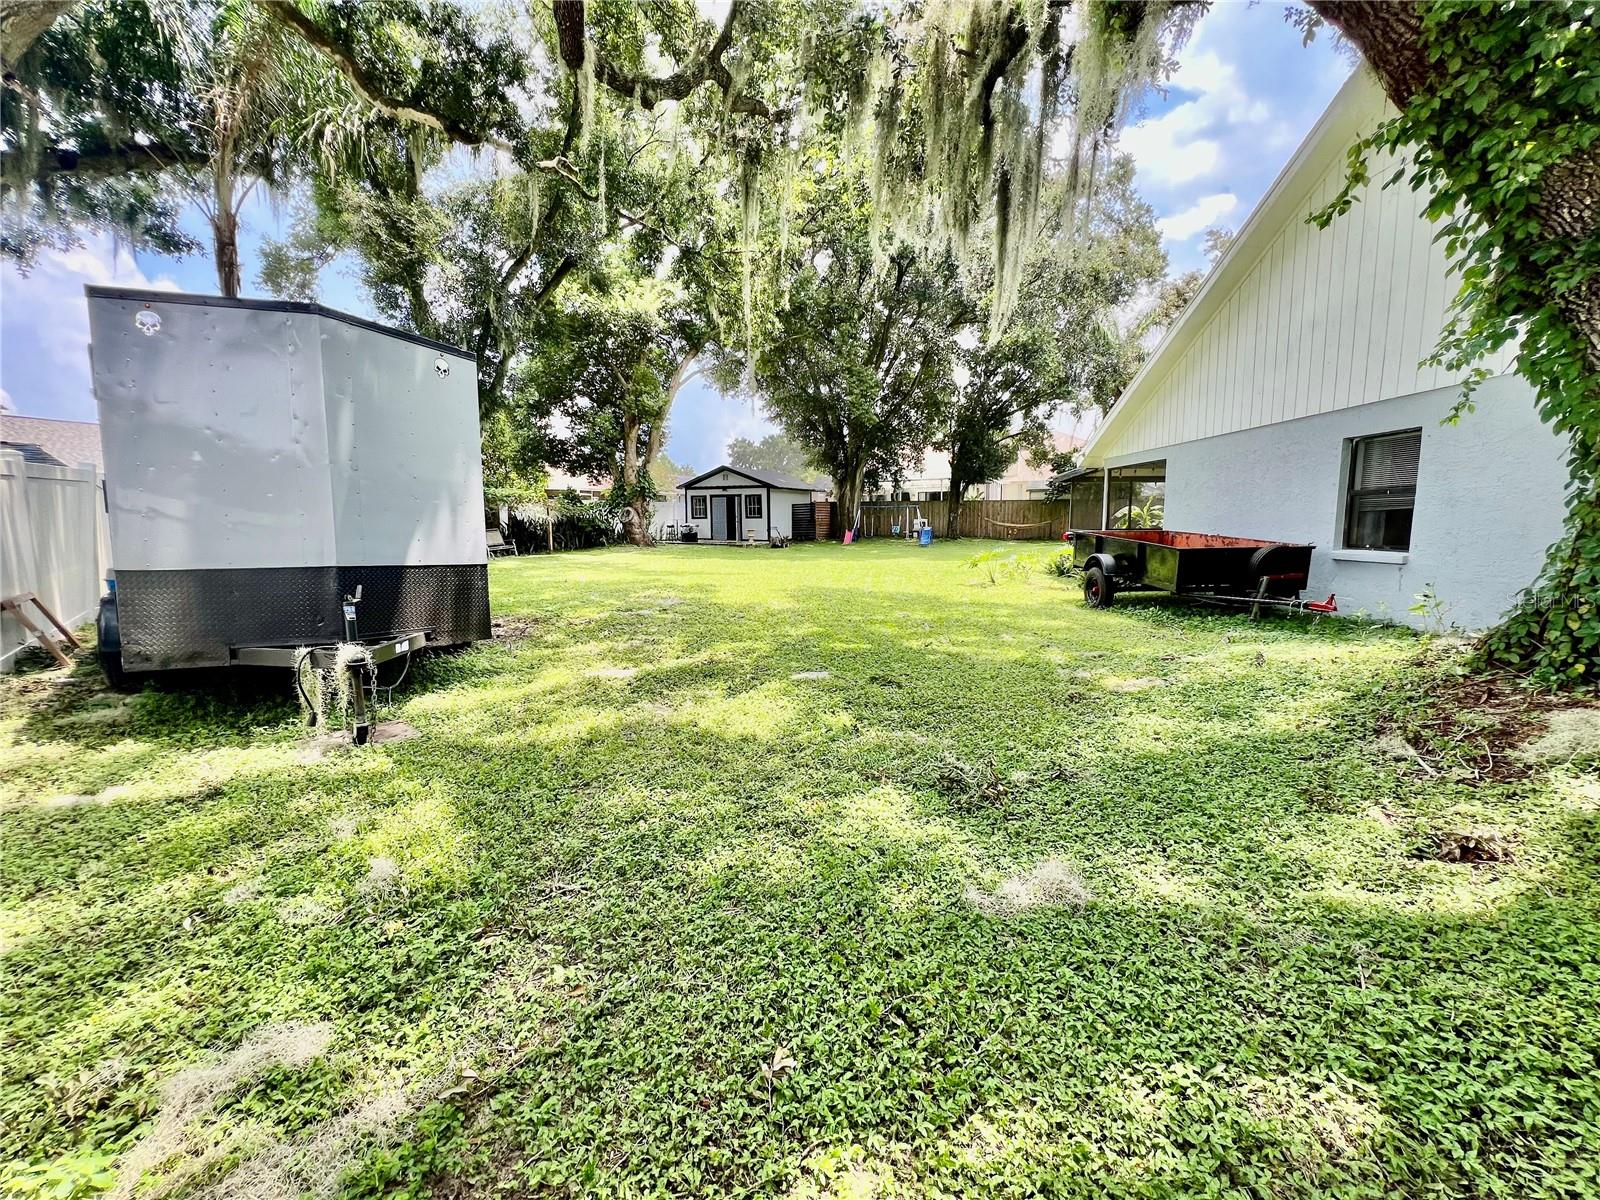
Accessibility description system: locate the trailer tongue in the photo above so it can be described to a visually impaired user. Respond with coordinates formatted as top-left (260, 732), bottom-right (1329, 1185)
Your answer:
top-left (1067, 529), bottom-right (1335, 617)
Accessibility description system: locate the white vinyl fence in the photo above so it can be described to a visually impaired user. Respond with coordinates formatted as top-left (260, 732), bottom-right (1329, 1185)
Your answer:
top-left (1, 448), bottom-right (107, 671)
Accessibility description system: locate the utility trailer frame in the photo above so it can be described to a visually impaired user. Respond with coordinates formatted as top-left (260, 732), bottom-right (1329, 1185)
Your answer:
top-left (232, 630), bottom-right (427, 745)
top-left (1067, 528), bottom-right (1336, 618)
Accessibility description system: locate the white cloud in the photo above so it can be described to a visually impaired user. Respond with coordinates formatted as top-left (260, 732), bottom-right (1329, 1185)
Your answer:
top-left (1156, 192), bottom-right (1238, 241)
top-left (1116, 49), bottom-right (1269, 188)
top-left (0, 238), bottom-right (178, 420)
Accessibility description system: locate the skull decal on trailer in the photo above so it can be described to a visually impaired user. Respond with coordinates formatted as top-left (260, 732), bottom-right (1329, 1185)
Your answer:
top-left (434, 355), bottom-right (450, 379)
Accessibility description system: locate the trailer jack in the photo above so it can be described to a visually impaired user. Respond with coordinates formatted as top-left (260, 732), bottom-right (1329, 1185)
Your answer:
top-left (231, 631), bottom-right (428, 745)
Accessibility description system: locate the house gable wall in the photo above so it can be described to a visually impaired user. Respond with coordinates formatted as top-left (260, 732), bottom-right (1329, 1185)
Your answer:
top-left (1089, 73), bottom-right (1514, 464)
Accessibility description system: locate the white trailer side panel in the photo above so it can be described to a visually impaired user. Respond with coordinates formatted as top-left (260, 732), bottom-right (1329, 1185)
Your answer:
top-left (320, 317), bottom-right (485, 567)
top-left (85, 288), bottom-right (491, 669)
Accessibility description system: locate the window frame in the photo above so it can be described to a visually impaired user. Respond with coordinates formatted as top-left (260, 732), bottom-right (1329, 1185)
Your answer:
top-left (1342, 429), bottom-right (1421, 552)
top-left (690, 494), bottom-right (707, 520)
top-left (744, 493), bottom-right (763, 519)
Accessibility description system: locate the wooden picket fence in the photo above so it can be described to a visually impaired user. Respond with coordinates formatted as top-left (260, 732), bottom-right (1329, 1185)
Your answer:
top-left (858, 499), bottom-right (1073, 541)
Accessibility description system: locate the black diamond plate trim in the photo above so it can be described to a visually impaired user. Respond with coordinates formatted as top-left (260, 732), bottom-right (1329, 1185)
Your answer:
top-left (114, 564), bottom-right (489, 670)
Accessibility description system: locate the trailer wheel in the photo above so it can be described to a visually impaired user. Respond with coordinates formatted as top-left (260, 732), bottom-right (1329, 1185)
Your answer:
top-left (96, 593), bottom-right (143, 692)
top-left (1083, 566), bottom-right (1116, 608)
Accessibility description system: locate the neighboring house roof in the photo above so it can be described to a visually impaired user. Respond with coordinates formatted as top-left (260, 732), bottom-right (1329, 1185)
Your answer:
top-left (681, 464), bottom-right (825, 492)
top-left (1, 441), bottom-right (67, 466)
top-left (1046, 465), bottom-right (1098, 490)
top-left (896, 430), bottom-right (1083, 487)
top-left (0, 415), bottom-right (103, 471)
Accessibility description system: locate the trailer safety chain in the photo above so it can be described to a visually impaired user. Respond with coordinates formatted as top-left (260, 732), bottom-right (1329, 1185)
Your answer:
top-left (375, 647), bottom-right (412, 706)
top-left (294, 648), bottom-right (319, 727)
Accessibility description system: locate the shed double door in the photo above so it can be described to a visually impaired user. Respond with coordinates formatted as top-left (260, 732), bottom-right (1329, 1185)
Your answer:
top-left (710, 495), bottom-right (740, 541)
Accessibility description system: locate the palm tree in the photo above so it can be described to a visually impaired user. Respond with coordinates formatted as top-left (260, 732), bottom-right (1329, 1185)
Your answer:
top-left (159, 0), bottom-right (362, 296)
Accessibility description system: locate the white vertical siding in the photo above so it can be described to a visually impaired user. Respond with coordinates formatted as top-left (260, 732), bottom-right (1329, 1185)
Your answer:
top-left (1, 450), bottom-right (103, 671)
top-left (1100, 137), bottom-right (1510, 460)
top-left (1099, 84), bottom-right (1518, 462)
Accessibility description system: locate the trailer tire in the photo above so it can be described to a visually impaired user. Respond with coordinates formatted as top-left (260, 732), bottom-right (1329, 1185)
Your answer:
top-left (1084, 566), bottom-right (1116, 608)
top-left (95, 593), bottom-right (143, 692)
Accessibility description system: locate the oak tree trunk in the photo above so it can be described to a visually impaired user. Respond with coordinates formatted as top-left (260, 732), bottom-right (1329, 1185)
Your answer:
top-left (619, 410), bottom-right (652, 548)
top-left (945, 472), bottom-right (967, 539)
top-left (835, 463), bottom-right (868, 541)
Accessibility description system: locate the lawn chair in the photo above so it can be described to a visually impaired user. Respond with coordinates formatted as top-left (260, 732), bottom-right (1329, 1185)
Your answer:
top-left (486, 528), bottom-right (517, 557)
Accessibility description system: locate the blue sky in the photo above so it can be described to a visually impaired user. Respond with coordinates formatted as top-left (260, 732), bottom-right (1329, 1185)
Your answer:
top-left (0, 1), bottom-right (1349, 471)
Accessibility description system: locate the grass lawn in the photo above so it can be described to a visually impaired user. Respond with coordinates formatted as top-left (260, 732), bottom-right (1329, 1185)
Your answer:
top-left (3, 540), bottom-right (1598, 1199)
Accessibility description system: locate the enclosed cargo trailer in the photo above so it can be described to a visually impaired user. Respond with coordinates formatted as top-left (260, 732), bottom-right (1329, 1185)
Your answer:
top-left (86, 286), bottom-right (490, 701)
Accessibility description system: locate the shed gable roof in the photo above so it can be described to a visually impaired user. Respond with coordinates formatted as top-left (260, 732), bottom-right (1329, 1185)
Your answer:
top-left (681, 464), bottom-right (824, 492)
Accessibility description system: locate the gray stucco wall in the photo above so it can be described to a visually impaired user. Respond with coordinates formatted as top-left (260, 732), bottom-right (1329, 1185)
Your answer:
top-left (1105, 374), bottom-right (1571, 630)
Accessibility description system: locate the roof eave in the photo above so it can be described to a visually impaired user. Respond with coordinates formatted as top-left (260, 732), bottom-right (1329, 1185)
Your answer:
top-left (1082, 67), bottom-right (1380, 465)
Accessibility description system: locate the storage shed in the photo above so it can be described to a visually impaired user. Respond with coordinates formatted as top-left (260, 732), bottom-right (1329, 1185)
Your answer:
top-left (678, 466), bottom-right (826, 542)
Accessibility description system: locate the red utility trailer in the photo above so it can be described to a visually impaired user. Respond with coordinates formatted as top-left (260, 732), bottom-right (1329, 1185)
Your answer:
top-left (1065, 529), bottom-right (1336, 616)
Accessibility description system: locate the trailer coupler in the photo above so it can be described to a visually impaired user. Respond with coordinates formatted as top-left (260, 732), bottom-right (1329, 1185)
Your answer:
top-left (231, 631), bottom-right (427, 744)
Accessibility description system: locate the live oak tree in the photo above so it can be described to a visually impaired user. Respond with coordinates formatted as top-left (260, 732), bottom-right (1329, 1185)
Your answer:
top-left (520, 263), bottom-right (717, 547)
top-left (8, 0), bottom-right (1197, 349)
top-left (2, 0), bottom-right (200, 264)
top-left (4, 0), bottom-right (1198, 537)
top-left (939, 157), bottom-right (1165, 538)
top-left (727, 432), bottom-right (821, 482)
top-left (1, 0), bottom-right (364, 296)
top-left (754, 173), bottom-right (966, 530)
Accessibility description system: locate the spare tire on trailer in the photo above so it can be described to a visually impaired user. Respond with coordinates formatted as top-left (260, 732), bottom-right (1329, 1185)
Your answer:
top-left (1083, 566), bottom-right (1116, 608)
top-left (1247, 544), bottom-right (1308, 597)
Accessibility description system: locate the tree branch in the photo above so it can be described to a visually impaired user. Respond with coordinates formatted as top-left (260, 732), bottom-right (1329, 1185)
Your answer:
top-left (551, 0), bottom-right (772, 119)
top-left (1, 138), bottom-right (211, 180)
top-left (1, 0), bottom-right (73, 74)
top-left (255, 1), bottom-right (668, 221)
top-left (256, 0), bottom-right (511, 150)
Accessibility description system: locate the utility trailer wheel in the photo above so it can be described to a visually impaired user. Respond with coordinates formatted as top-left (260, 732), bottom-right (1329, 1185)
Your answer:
top-left (1083, 566), bottom-right (1116, 608)
top-left (96, 594), bottom-right (144, 691)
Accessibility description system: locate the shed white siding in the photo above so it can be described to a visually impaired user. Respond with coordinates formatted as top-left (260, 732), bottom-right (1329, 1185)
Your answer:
top-left (679, 474), bottom-right (816, 542)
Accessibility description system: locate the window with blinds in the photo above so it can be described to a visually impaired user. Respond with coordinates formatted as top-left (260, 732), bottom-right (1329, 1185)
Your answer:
top-left (1343, 429), bottom-right (1421, 551)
